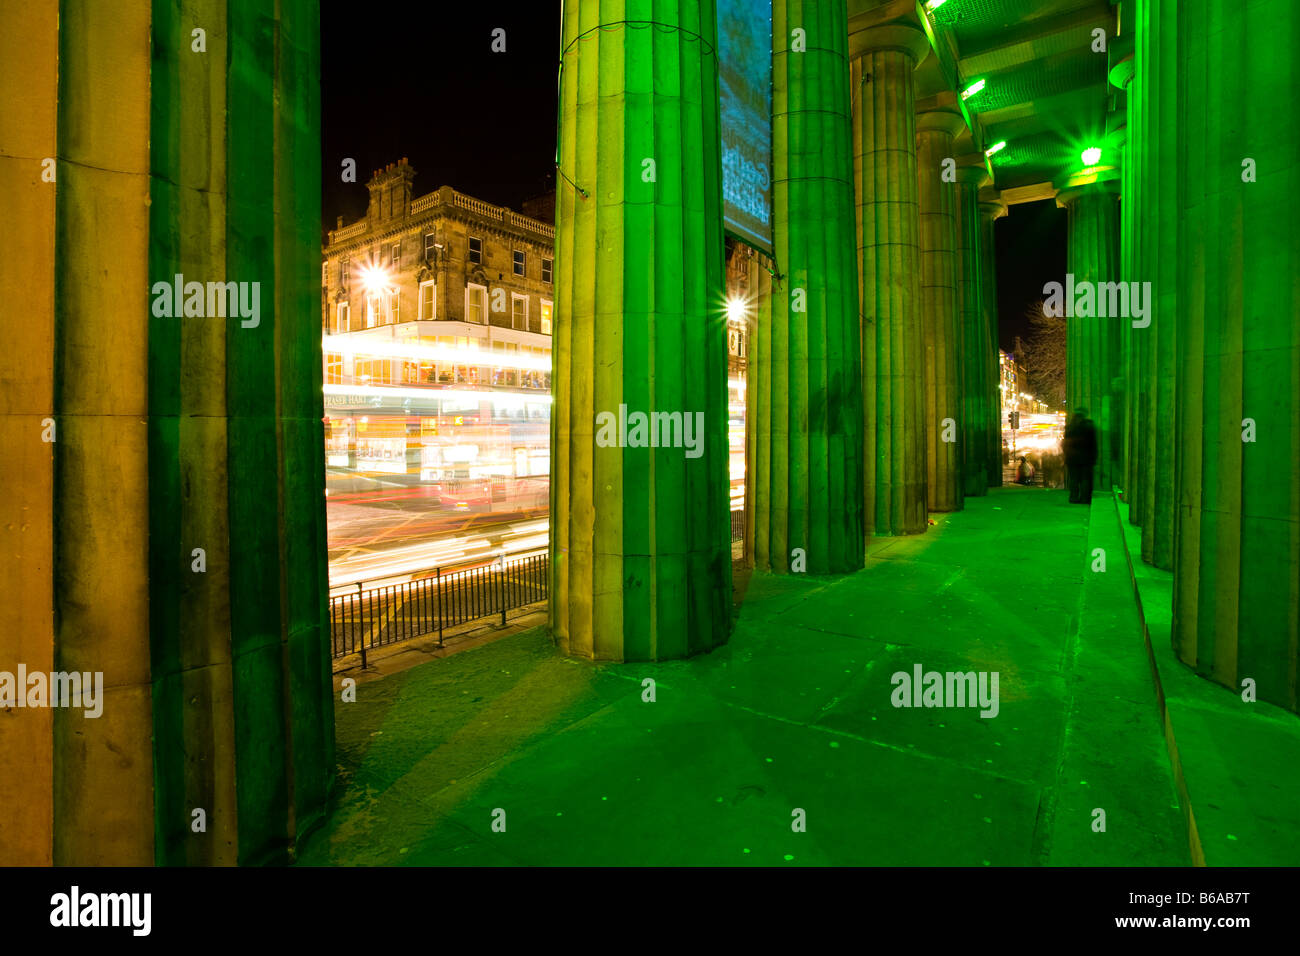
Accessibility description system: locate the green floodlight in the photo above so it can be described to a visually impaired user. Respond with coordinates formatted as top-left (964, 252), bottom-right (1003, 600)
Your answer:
top-left (926, 0), bottom-right (949, 10)
top-left (961, 78), bottom-right (985, 100)
top-left (985, 140), bottom-right (1007, 157)
top-left (1081, 146), bottom-right (1102, 166)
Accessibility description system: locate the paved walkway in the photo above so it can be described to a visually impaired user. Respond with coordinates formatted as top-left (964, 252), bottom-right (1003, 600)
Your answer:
top-left (298, 487), bottom-right (1190, 866)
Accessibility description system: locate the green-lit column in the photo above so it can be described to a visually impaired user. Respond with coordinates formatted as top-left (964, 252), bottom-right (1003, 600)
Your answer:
top-left (849, 18), bottom-right (931, 535)
top-left (0, 0), bottom-right (334, 865)
top-left (1172, 0), bottom-right (1300, 712)
top-left (954, 164), bottom-right (990, 498)
top-left (1110, 39), bottom-right (1140, 519)
top-left (1134, 0), bottom-right (1178, 569)
top-left (978, 193), bottom-right (1006, 487)
top-left (1057, 175), bottom-right (1122, 493)
top-left (915, 106), bottom-right (965, 513)
top-left (552, 2), bottom-right (731, 660)
top-left (148, 0), bottom-right (334, 865)
top-left (757, 0), bottom-right (864, 573)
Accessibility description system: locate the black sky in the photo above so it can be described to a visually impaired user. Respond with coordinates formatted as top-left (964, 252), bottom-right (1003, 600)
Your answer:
top-left (994, 199), bottom-right (1067, 357)
top-left (320, 1), bottom-right (563, 231)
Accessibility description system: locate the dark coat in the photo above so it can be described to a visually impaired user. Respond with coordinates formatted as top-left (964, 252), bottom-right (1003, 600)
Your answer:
top-left (1063, 417), bottom-right (1098, 468)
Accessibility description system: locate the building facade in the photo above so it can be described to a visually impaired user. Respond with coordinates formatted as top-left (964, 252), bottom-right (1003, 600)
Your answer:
top-left (321, 160), bottom-right (555, 504)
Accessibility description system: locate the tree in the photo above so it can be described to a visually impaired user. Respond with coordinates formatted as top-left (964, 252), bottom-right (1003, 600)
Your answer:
top-left (1020, 299), bottom-right (1067, 409)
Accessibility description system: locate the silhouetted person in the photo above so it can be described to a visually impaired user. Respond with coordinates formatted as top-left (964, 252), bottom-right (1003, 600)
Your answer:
top-left (1063, 407), bottom-right (1098, 504)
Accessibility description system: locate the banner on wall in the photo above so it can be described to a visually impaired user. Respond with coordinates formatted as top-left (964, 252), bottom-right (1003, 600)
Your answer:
top-left (717, 0), bottom-right (773, 254)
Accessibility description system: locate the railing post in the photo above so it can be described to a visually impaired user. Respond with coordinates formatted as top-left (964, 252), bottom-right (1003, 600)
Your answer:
top-left (436, 567), bottom-right (444, 647)
top-left (498, 554), bottom-right (507, 626)
top-left (356, 582), bottom-right (367, 670)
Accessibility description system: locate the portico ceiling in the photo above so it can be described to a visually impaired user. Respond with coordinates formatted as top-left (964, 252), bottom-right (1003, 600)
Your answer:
top-left (912, 0), bottom-right (1121, 193)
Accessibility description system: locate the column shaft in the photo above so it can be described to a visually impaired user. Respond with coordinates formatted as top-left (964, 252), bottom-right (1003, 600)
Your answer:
top-left (955, 168), bottom-right (989, 498)
top-left (1172, 0), bottom-right (1300, 711)
top-left (552, 3), bottom-right (732, 660)
top-left (978, 200), bottom-right (1005, 487)
top-left (1, 0), bottom-right (334, 865)
top-left (757, 0), bottom-right (864, 573)
top-left (916, 113), bottom-right (964, 512)
top-left (1061, 184), bottom-right (1122, 493)
top-left (851, 24), bottom-right (929, 535)
top-left (1135, 0), bottom-right (1178, 568)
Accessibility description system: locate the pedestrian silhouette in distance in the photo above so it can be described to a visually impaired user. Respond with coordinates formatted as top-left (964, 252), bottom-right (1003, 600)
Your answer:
top-left (1063, 407), bottom-right (1099, 504)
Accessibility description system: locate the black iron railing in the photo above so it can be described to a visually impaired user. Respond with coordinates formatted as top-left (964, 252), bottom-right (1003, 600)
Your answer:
top-left (329, 549), bottom-right (548, 666)
top-left (332, 512), bottom-right (746, 667)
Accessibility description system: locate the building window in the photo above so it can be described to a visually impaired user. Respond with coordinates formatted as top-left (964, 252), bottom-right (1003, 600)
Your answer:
top-left (336, 301), bottom-right (351, 333)
top-left (424, 232), bottom-right (436, 260)
top-left (387, 290), bottom-right (400, 324)
top-left (540, 299), bottom-right (552, 335)
top-left (366, 294), bottom-right (381, 328)
top-left (341, 259), bottom-right (350, 288)
top-left (542, 258), bottom-right (552, 283)
top-left (468, 236), bottom-right (482, 265)
top-left (465, 283), bottom-right (487, 325)
top-left (511, 293), bottom-right (528, 331)
top-left (391, 242), bottom-right (400, 269)
top-left (325, 352), bottom-right (343, 384)
top-left (513, 250), bottom-right (525, 276)
top-left (419, 280), bottom-right (436, 321)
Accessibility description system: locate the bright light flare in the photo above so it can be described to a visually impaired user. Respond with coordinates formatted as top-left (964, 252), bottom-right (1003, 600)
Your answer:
top-left (1081, 146), bottom-right (1102, 167)
top-left (358, 262), bottom-right (393, 294)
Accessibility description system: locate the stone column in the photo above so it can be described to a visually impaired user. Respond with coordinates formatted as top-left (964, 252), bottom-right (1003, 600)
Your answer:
top-left (0, 0), bottom-right (333, 865)
top-left (756, 0), bottom-right (864, 573)
top-left (1057, 175), bottom-right (1122, 494)
top-left (552, 2), bottom-right (731, 660)
top-left (1134, 0), bottom-right (1178, 569)
top-left (954, 164), bottom-right (990, 498)
top-left (1110, 39), bottom-right (1141, 520)
top-left (849, 15), bottom-right (931, 535)
top-left (978, 193), bottom-right (1007, 487)
top-left (1172, 0), bottom-right (1300, 712)
top-left (915, 104), bottom-right (966, 512)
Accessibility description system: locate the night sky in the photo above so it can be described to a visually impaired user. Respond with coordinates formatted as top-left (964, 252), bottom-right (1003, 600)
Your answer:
top-left (320, 0), bottom-right (1064, 353)
top-left (994, 199), bottom-right (1067, 356)
top-left (320, 1), bottom-right (562, 230)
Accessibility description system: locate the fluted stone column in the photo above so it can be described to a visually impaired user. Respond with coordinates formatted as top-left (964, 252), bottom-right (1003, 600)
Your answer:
top-left (1172, 0), bottom-right (1300, 712)
top-left (1110, 41), bottom-right (1141, 517)
top-left (954, 164), bottom-right (990, 498)
top-left (916, 106), bottom-right (965, 512)
top-left (1134, 0), bottom-right (1178, 569)
top-left (1058, 177), bottom-right (1122, 494)
top-left (978, 194), bottom-right (1006, 487)
top-left (850, 17), bottom-right (930, 535)
top-left (755, 0), bottom-right (864, 573)
top-left (0, 0), bottom-right (333, 865)
top-left (552, 3), bottom-right (731, 660)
